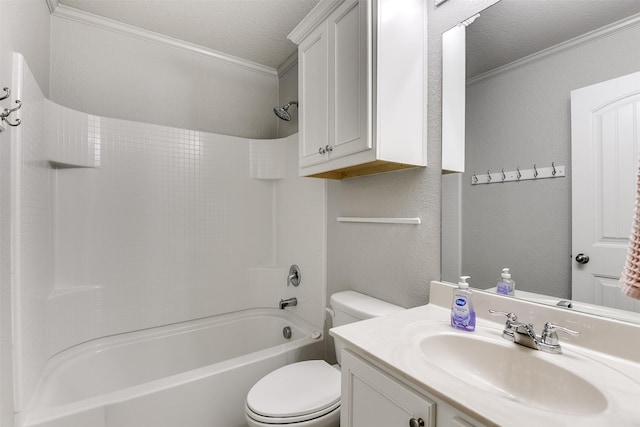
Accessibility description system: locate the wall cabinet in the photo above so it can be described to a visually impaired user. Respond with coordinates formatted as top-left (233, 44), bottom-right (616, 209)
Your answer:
top-left (341, 350), bottom-right (485, 427)
top-left (289, 0), bottom-right (426, 179)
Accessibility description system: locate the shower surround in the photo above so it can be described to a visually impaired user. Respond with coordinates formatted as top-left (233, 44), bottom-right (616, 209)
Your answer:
top-left (6, 52), bottom-right (326, 424)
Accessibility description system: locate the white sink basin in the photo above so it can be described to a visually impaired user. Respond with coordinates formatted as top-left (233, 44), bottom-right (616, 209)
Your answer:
top-left (419, 332), bottom-right (608, 415)
top-left (332, 287), bottom-right (640, 426)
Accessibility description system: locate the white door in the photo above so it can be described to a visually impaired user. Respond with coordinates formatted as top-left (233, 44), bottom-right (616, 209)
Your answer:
top-left (571, 71), bottom-right (640, 312)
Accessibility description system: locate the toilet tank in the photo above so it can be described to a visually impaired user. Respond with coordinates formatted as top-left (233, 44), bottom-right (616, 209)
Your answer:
top-left (330, 291), bottom-right (404, 364)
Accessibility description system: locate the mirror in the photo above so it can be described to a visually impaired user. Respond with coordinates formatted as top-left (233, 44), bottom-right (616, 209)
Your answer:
top-left (441, 0), bottom-right (640, 323)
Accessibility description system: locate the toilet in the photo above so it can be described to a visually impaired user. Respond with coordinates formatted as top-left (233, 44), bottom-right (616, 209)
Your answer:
top-left (245, 291), bottom-right (404, 426)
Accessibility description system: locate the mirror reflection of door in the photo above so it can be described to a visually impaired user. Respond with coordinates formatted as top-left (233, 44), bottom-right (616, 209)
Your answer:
top-left (571, 71), bottom-right (640, 313)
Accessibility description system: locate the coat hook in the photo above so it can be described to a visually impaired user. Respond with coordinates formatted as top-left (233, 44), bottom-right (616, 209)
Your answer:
top-left (486, 170), bottom-right (492, 182)
top-left (2, 116), bottom-right (20, 127)
top-left (552, 162), bottom-right (557, 176)
top-left (0, 87), bottom-right (10, 102)
top-left (501, 168), bottom-right (506, 181)
top-left (533, 164), bottom-right (538, 178)
top-left (1, 99), bottom-right (21, 119)
top-left (516, 166), bottom-right (522, 180)
top-left (472, 172), bottom-right (478, 184)
top-left (1, 99), bottom-right (21, 127)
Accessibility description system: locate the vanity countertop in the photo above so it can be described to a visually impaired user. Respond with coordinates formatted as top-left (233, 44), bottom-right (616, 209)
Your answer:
top-left (330, 281), bottom-right (640, 426)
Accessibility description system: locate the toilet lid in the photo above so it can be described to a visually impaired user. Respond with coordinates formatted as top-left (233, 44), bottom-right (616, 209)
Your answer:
top-left (246, 360), bottom-right (341, 418)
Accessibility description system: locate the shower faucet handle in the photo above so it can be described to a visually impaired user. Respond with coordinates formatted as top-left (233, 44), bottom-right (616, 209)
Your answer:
top-left (287, 265), bottom-right (301, 287)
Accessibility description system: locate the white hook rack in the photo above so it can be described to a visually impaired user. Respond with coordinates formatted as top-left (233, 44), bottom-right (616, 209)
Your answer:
top-left (471, 163), bottom-right (565, 185)
top-left (0, 87), bottom-right (21, 130)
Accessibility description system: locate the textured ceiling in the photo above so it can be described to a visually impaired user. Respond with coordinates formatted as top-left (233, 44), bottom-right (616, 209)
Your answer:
top-left (466, 0), bottom-right (640, 78)
top-left (58, 0), bottom-right (320, 69)
top-left (57, 0), bottom-right (640, 76)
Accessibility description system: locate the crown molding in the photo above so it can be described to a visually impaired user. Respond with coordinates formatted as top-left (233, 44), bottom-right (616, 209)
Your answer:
top-left (288, 0), bottom-right (346, 44)
top-left (468, 12), bottom-right (640, 85)
top-left (277, 50), bottom-right (298, 77)
top-left (50, 4), bottom-right (279, 78)
top-left (46, 0), bottom-right (59, 14)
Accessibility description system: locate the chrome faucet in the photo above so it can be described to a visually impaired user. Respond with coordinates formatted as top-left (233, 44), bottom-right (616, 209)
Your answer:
top-left (489, 310), bottom-right (579, 354)
top-left (279, 297), bottom-right (297, 309)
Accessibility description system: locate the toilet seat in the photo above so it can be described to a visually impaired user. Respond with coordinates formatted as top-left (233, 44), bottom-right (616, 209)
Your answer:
top-left (246, 360), bottom-right (341, 424)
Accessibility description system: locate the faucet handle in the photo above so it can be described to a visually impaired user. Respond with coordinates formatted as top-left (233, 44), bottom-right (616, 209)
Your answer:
top-left (541, 322), bottom-right (580, 346)
top-left (489, 310), bottom-right (520, 341)
top-left (488, 309), bottom-right (518, 323)
top-left (287, 265), bottom-right (301, 287)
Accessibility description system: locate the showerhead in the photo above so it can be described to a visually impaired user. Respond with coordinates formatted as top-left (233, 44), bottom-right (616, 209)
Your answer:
top-left (273, 101), bottom-right (298, 121)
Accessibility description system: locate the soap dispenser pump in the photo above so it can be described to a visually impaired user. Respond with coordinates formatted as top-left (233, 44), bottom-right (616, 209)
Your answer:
top-left (451, 276), bottom-right (476, 332)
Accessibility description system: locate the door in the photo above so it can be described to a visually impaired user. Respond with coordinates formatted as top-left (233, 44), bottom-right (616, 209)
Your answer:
top-left (571, 71), bottom-right (640, 312)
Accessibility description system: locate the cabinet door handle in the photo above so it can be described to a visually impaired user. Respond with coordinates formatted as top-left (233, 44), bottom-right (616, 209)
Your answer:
top-left (325, 144), bottom-right (333, 152)
top-left (318, 147), bottom-right (326, 154)
top-left (409, 418), bottom-right (425, 427)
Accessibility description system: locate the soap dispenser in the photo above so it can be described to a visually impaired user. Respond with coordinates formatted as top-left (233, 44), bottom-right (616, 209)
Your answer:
top-left (451, 276), bottom-right (476, 332)
top-left (497, 268), bottom-right (516, 296)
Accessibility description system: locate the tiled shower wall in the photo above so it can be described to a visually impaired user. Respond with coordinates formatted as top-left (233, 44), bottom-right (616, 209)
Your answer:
top-left (46, 102), bottom-right (326, 355)
top-left (9, 55), bottom-right (326, 414)
top-left (47, 103), bottom-right (269, 355)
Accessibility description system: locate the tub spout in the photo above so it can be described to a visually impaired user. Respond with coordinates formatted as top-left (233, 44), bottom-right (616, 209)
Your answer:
top-left (279, 297), bottom-right (297, 309)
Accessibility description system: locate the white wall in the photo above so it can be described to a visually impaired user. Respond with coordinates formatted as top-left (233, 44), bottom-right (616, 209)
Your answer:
top-left (459, 20), bottom-right (640, 297)
top-left (4, 53), bottom-right (52, 421)
top-left (276, 59), bottom-right (299, 138)
top-left (0, 76), bottom-right (15, 427)
top-left (0, 0), bottom-right (51, 96)
top-left (50, 13), bottom-right (280, 139)
top-left (274, 135), bottom-right (326, 329)
top-left (0, 1), bottom-right (51, 424)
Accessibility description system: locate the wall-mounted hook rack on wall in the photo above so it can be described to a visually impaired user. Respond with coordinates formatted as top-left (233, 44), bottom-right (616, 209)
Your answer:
top-left (471, 163), bottom-right (565, 185)
top-left (0, 87), bottom-right (22, 131)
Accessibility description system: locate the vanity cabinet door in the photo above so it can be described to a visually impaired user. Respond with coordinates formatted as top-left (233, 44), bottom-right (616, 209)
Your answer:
top-left (341, 350), bottom-right (435, 427)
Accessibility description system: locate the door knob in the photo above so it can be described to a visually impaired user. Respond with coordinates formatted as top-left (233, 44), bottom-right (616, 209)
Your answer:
top-left (575, 253), bottom-right (589, 264)
top-left (409, 418), bottom-right (425, 427)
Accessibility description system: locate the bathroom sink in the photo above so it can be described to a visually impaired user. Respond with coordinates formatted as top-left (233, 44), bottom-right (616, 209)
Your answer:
top-left (419, 332), bottom-right (608, 415)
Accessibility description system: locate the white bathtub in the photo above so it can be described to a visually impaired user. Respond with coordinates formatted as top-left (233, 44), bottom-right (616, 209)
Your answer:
top-left (23, 309), bottom-right (324, 427)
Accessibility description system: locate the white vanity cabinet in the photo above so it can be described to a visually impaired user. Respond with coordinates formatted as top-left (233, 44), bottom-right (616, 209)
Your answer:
top-left (341, 350), bottom-right (485, 427)
top-left (289, 0), bottom-right (426, 179)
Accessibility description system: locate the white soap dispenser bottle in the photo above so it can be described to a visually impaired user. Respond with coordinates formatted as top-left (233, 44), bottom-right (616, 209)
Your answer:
top-left (497, 268), bottom-right (516, 296)
top-left (451, 276), bottom-right (476, 332)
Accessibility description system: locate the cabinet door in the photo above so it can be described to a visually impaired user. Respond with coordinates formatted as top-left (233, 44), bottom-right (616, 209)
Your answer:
top-left (299, 21), bottom-right (329, 168)
top-left (341, 351), bottom-right (435, 427)
top-left (329, 0), bottom-right (370, 159)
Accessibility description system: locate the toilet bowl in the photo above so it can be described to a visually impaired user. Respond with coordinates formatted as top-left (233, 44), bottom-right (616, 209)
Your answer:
top-left (245, 291), bottom-right (404, 426)
top-left (245, 360), bottom-right (341, 427)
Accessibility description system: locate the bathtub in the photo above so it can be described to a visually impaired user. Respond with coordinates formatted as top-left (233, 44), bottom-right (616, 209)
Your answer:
top-left (23, 309), bottom-right (324, 427)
